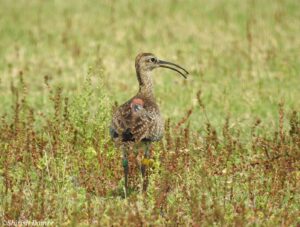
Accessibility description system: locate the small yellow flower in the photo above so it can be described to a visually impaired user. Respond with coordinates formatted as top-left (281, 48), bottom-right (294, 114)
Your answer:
top-left (142, 158), bottom-right (154, 167)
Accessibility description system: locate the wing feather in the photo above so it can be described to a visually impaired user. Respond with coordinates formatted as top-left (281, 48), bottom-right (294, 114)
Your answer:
top-left (110, 98), bottom-right (163, 142)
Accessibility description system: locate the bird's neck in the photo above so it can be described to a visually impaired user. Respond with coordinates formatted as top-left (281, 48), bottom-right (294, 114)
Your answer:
top-left (136, 70), bottom-right (154, 98)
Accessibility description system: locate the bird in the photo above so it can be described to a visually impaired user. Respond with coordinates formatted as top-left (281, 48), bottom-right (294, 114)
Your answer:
top-left (110, 53), bottom-right (188, 194)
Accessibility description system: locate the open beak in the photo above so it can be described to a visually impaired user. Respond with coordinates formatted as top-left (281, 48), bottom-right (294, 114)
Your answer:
top-left (158, 60), bottom-right (189, 79)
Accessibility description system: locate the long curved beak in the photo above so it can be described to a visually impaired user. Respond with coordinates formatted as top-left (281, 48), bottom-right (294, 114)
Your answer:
top-left (158, 60), bottom-right (189, 79)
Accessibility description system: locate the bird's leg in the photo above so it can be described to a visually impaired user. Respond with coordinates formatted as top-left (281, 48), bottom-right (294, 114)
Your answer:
top-left (122, 146), bottom-right (129, 196)
top-left (141, 142), bottom-right (151, 192)
top-left (133, 144), bottom-right (139, 156)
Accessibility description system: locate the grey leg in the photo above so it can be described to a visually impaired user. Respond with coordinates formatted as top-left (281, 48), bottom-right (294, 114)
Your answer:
top-left (122, 146), bottom-right (129, 195)
top-left (141, 142), bottom-right (150, 192)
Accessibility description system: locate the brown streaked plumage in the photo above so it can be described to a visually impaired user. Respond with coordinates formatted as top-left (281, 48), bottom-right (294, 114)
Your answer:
top-left (110, 52), bottom-right (188, 194)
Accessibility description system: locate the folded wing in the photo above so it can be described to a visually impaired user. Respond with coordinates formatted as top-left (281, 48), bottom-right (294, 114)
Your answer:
top-left (110, 99), bottom-right (163, 143)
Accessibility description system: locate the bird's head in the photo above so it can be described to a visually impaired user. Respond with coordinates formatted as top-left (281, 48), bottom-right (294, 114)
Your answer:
top-left (135, 53), bottom-right (189, 79)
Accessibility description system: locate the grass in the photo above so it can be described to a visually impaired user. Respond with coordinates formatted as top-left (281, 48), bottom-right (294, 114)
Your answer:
top-left (0, 0), bottom-right (300, 225)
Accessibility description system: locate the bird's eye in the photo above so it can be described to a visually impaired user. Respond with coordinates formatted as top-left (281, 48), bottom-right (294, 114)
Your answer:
top-left (150, 57), bottom-right (156, 63)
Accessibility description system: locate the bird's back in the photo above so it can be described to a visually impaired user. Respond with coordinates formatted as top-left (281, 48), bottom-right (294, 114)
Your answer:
top-left (110, 94), bottom-right (164, 143)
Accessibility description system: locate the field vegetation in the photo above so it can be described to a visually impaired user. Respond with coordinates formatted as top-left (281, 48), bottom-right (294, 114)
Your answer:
top-left (0, 0), bottom-right (299, 225)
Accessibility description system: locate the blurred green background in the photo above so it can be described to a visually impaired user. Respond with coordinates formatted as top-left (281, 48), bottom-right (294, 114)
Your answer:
top-left (0, 1), bottom-right (300, 225)
top-left (0, 0), bottom-right (299, 132)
